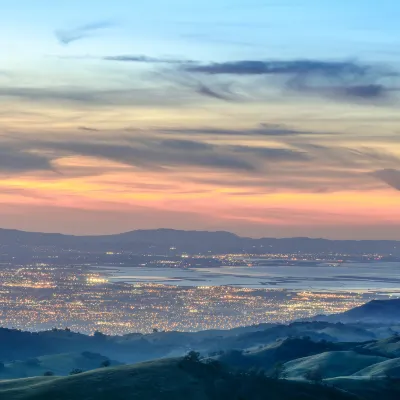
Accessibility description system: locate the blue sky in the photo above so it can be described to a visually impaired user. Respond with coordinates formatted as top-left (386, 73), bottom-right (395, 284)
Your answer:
top-left (1, 0), bottom-right (400, 238)
top-left (4, 0), bottom-right (400, 63)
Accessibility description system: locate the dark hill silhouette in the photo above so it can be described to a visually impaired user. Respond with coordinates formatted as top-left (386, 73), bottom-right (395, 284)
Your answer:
top-left (314, 299), bottom-right (400, 323)
top-left (0, 227), bottom-right (399, 254)
top-left (0, 358), bottom-right (358, 400)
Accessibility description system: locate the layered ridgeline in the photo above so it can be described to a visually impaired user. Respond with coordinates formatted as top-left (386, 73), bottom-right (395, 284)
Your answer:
top-left (1, 227), bottom-right (399, 255)
top-left (0, 351), bottom-right (399, 400)
top-left (0, 358), bottom-right (358, 400)
top-left (0, 299), bottom-right (399, 399)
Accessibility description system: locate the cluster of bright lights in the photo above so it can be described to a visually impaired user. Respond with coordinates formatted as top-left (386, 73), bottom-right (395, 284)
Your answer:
top-left (0, 263), bottom-right (391, 336)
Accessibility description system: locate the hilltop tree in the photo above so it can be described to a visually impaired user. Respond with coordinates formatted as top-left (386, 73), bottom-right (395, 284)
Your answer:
top-left (183, 351), bottom-right (201, 363)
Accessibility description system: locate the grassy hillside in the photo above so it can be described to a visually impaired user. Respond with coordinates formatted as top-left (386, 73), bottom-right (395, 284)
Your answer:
top-left (284, 351), bottom-right (387, 379)
top-left (355, 336), bottom-right (400, 358)
top-left (352, 358), bottom-right (400, 378)
top-left (218, 337), bottom-right (346, 371)
top-left (0, 352), bottom-right (121, 379)
top-left (0, 358), bottom-right (357, 400)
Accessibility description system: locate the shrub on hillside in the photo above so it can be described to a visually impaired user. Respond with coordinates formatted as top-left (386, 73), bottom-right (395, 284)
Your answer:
top-left (183, 351), bottom-right (201, 363)
top-left (70, 368), bottom-right (84, 375)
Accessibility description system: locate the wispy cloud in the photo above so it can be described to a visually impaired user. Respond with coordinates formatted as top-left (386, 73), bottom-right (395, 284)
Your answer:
top-left (97, 55), bottom-right (399, 103)
top-left (4, 123), bottom-right (400, 194)
top-left (55, 21), bottom-right (114, 45)
top-left (183, 59), bottom-right (398, 102)
top-left (0, 85), bottom-right (194, 107)
top-left (156, 124), bottom-right (332, 137)
top-left (0, 144), bottom-right (53, 173)
top-left (195, 81), bottom-right (234, 101)
top-left (103, 55), bottom-right (194, 64)
top-left (184, 59), bottom-right (368, 75)
top-left (25, 136), bottom-right (308, 173)
top-left (373, 169), bottom-right (400, 191)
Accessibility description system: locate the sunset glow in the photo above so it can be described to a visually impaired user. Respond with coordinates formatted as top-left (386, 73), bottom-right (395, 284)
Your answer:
top-left (1, 0), bottom-right (400, 238)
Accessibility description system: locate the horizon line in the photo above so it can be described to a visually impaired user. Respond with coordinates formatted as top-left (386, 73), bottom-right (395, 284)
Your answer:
top-left (1, 226), bottom-right (400, 242)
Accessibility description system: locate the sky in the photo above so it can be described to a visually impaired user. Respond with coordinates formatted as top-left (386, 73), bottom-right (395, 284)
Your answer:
top-left (1, 0), bottom-right (400, 239)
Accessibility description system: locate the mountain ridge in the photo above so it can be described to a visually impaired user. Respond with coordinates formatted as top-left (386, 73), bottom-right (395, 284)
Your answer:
top-left (2, 226), bottom-right (400, 241)
top-left (312, 299), bottom-right (400, 323)
top-left (1, 227), bottom-right (399, 255)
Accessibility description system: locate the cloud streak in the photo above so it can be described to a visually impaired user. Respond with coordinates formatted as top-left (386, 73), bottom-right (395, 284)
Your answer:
top-left (55, 21), bottom-right (114, 45)
top-left (0, 85), bottom-right (194, 107)
top-left (156, 124), bottom-right (332, 137)
top-left (4, 124), bottom-right (400, 194)
top-left (184, 59), bottom-right (398, 102)
top-left (27, 136), bottom-right (310, 173)
top-left (0, 144), bottom-right (53, 174)
top-left (97, 55), bottom-right (399, 102)
top-left (184, 59), bottom-right (368, 76)
top-left (103, 55), bottom-right (194, 64)
top-left (373, 169), bottom-right (400, 191)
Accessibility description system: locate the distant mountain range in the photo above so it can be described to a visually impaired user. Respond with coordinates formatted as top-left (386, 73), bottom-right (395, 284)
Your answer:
top-left (1, 228), bottom-right (400, 255)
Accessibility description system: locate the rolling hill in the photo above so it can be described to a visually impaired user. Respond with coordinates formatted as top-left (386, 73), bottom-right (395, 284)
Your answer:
top-left (0, 352), bottom-right (121, 379)
top-left (217, 337), bottom-right (346, 370)
top-left (352, 357), bottom-right (400, 378)
top-left (284, 351), bottom-right (387, 379)
top-left (355, 335), bottom-right (400, 357)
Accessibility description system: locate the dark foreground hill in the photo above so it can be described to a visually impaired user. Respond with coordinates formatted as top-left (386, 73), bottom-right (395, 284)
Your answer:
top-left (0, 358), bottom-right (357, 400)
top-left (327, 376), bottom-right (400, 400)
